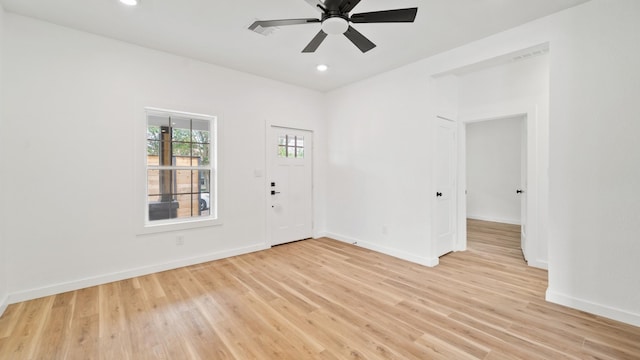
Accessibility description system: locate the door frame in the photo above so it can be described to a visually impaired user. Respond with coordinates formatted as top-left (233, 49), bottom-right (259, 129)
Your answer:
top-left (456, 104), bottom-right (547, 269)
top-left (264, 124), bottom-right (314, 248)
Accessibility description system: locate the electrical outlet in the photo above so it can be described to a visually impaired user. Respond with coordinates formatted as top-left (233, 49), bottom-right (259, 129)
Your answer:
top-left (176, 235), bottom-right (184, 246)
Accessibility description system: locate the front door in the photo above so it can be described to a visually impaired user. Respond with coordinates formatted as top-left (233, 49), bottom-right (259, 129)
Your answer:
top-left (434, 118), bottom-right (457, 257)
top-left (268, 127), bottom-right (313, 246)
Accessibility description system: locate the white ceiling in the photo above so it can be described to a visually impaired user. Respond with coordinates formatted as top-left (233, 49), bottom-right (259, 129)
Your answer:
top-left (0, 0), bottom-right (591, 92)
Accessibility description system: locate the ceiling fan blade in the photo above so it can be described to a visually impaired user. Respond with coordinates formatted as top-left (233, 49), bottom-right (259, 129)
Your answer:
top-left (302, 30), bottom-right (328, 53)
top-left (248, 18), bottom-right (320, 31)
top-left (339, 0), bottom-right (361, 13)
top-left (344, 26), bottom-right (376, 53)
top-left (350, 8), bottom-right (418, 23)
top-left (304, 0), bottom-right (325, 13)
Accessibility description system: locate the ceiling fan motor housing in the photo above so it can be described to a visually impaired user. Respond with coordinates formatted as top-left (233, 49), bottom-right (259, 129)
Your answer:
top-left (321, 16), bottom-right (349, 35)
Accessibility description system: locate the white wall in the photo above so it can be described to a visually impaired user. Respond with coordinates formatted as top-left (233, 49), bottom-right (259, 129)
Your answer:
top-left (325, 0), bottom-right (640, 326)
top-left (0, 14), bottom-right (326, 302)
top-left (0, 4), bottom-right (8, 316)
top-left (466, 117), bottom-right (523, 224)
top-left (324, 62), bottom-right (435, 266)
top-left (545, 0), bottom-right (640, 325)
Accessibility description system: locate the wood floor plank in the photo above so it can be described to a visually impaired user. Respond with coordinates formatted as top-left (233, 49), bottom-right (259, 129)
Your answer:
top-left (1, 219), bottom-right (639, 359)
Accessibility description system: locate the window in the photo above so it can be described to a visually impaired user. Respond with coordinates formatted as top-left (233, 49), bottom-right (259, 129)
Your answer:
top-left (277, 134), bottom-right (304, 158)
top-left (144, 108), bottom-right (217, 226)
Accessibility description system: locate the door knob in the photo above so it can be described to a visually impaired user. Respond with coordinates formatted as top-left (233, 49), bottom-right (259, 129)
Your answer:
top-left (516, 189), bottom-right (524, 194)
top-left (436, 192), bottom-right (442, 197)
top-left (271, 190), bottom-right (281, 195)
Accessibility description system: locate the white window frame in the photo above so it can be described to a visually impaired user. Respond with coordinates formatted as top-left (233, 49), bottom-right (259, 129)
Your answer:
top-left (136, 107), bottom-right (222, 235)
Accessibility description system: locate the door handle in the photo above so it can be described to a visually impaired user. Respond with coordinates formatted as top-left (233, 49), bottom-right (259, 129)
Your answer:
top-left (516, 189), bottom-right (524, 194)
top-left (271, 190), bottom-right (281, 195)
top-left (436, 192), bottom-right (442, 197)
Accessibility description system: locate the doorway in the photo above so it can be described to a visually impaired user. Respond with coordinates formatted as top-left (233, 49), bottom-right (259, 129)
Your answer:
top-left (455, 106), bottom-right (544, 268)
top-left (465, 116), bottom-right (527, 261)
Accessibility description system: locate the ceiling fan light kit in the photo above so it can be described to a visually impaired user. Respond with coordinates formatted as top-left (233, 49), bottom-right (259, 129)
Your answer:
top-left (119, 0), bottom-right (138, 6)
top-left (248, 0), bottom-right (418, 53)
top-left (322, 17), bottom-right (349, 35)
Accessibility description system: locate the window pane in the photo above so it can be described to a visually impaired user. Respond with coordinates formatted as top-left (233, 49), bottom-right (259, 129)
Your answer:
top-left (173, 154), bottom-right (191, 166)
top-left (147, 139), bottom-right (160, 157)
top-left (175, 194), bottom-right (196, 218)
top-left (199, 170), bottom-right (211, 193)
top-left (296, 136), bottom-right (304, 147)
top-left (287, 136), bottom-right (296, 147)
top-left (147, 170), bottom-right (161, 196)
top-left (192, 143), bottom-right (210, 166)
top-left (287, 146), bottom-right (296, 158)
top-left (172, 140), bottom-right (191, 157)
top-left (192, 119), bottom-right (210, 143)
top-left (278, 145), bottom-right (286, 157)
top-left (172, 129), bottom-right (190, 143)
top-left (175, 169), bottom-right (196, 195)
top-left (296, 148), bottom-right (304, 158)
top-left (171, 117), bottom-right (191, 140)
top-left (147, 125), bottom-right (161, 141)
top-left (278, 136), bottom-right (287, 146)
top-left (147, 154), bottom-right (159, 166)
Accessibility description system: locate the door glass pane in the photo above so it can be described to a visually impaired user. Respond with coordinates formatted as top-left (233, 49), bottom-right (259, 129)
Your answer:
top-left (287, 146), bottom-right (296, 158)
top-left (278, 145), bottom-right (286, 158)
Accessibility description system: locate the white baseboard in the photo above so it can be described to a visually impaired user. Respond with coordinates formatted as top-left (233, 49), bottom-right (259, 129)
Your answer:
top-left (8, 243), bottom-right (269, 305)
top-left (467, 215), bottom-right (521, 225)
top-left (546, 289), bottom-right (640, 328)
top-left (527, 258), bottom-right (548, 270)
top-left (325, 232), bottom-right (439, 267)
top-left (0, 294), bottom-right (8, 318)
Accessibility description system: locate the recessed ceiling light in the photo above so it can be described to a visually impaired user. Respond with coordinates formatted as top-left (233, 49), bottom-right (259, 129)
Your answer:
top-left (316, 64), bottom-right (328, 72)
top-left (120, 0), bottom-right (138, 6)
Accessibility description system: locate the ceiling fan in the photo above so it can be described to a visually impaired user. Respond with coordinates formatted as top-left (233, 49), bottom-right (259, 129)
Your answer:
top-left (248, 0), bottom-right (418, 53)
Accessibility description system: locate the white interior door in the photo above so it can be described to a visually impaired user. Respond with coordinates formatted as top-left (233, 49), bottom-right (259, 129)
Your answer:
top-left (268, 127), bottom-right (313, 246)
top-left (519, 118), bottom-right (528, 260)
top-left (434, 118), bottom-right (457, 257)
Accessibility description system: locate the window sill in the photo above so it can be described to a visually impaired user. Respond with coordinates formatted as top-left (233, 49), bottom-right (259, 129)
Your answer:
top-left (137, 217), bottom-right (222, 235)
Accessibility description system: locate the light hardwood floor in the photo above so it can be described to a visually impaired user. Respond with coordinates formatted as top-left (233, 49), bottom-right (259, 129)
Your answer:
top-left (1, 219), bottom-right (639, 359)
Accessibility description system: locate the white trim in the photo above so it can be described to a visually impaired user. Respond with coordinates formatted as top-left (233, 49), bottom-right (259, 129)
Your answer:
top-left (7, 243), bottom-right (268, 304)
top-left (145, 107), bottom-right (215, 121)
top-left (528, 258), bottom-right (548, 270)
top-left (325, 232), bottom-right (439, 267)
top-left (466, 215), bottom-right (521, 225)
top-left (546, 289), bottom-right (640, 328)
top-left (0, 295), bottom-right (8, 318)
